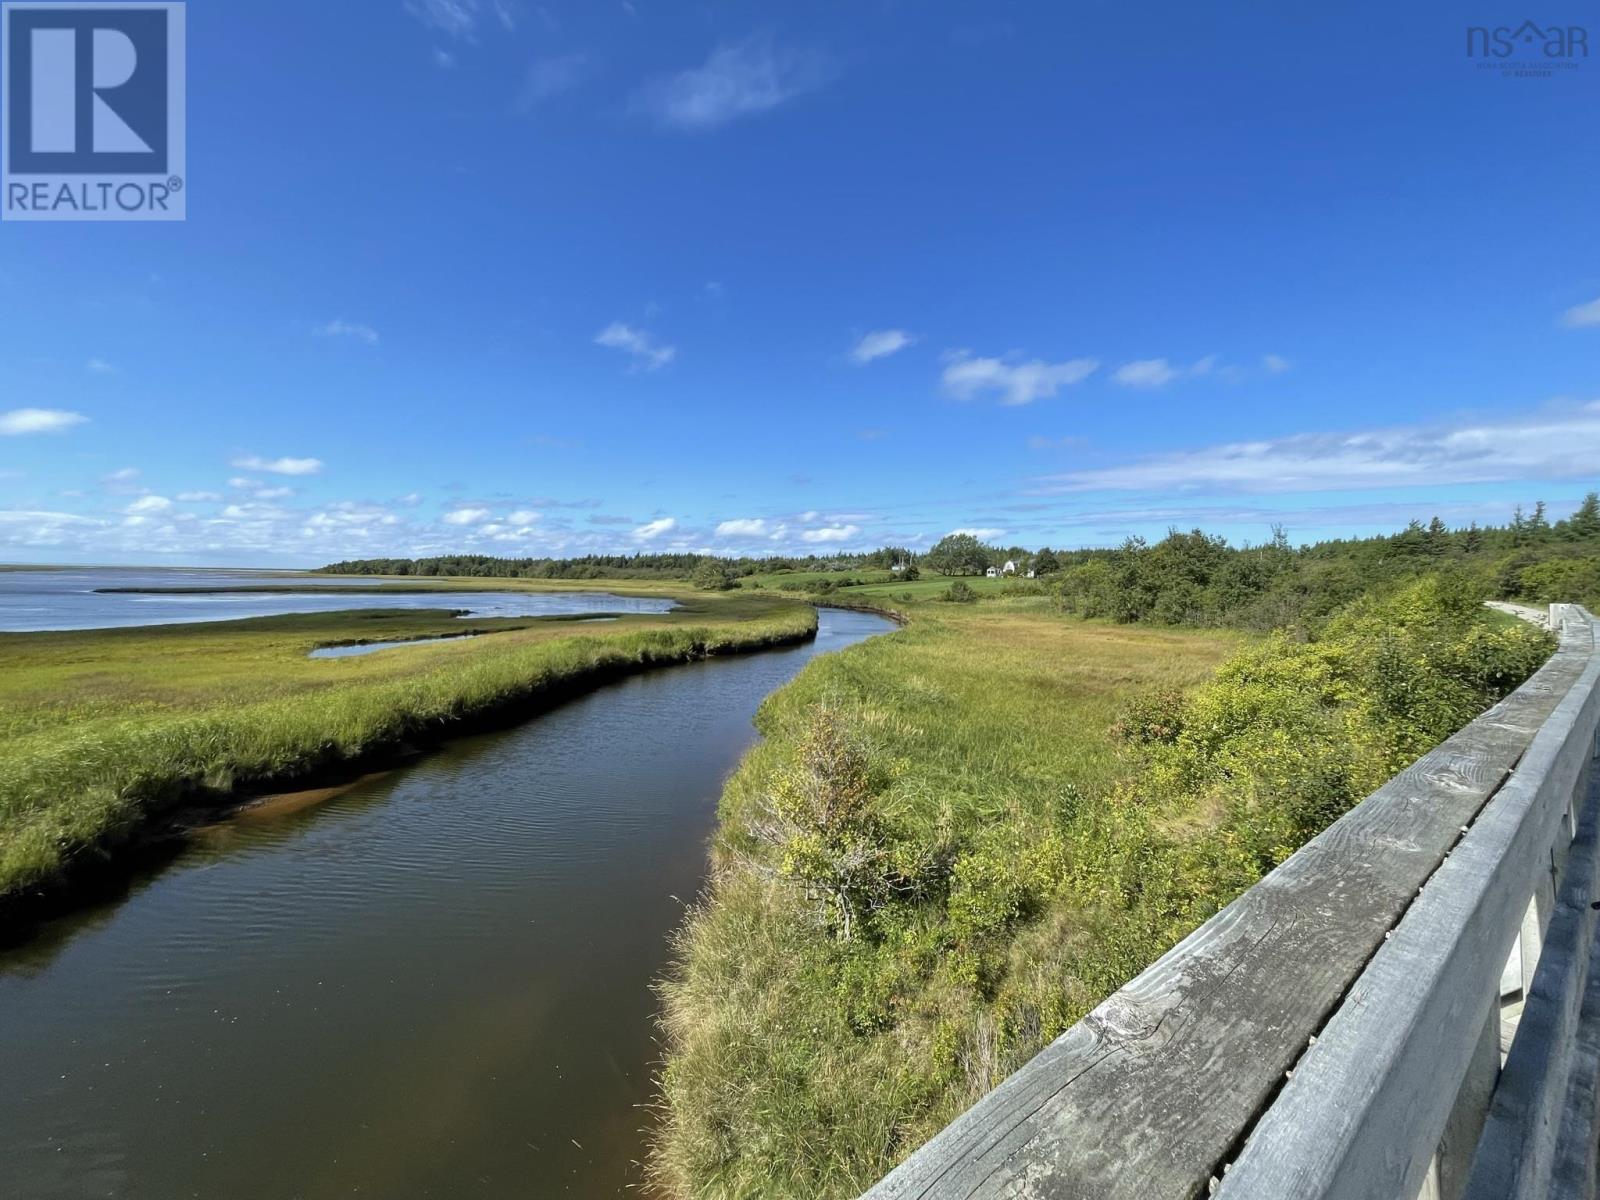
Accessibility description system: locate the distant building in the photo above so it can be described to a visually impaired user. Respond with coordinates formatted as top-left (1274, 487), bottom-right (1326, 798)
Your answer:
top-left (1002, 560), bottom-right (1018, 575)
top-left (985, 566), bottom-right (999, 578)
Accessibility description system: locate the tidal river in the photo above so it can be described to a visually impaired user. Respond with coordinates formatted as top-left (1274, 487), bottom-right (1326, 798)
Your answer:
top-left (0, 606), bottom-right (897, 1199)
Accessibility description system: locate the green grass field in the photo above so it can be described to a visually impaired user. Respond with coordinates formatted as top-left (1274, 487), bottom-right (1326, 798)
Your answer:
top-left (0, 588), bottom-right (814, 900)
top-left (738, 568), bottom-right (1029, 601)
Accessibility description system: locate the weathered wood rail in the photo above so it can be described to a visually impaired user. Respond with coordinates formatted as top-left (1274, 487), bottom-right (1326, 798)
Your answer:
top-left (862, 604), bottom-right (1600, 1200)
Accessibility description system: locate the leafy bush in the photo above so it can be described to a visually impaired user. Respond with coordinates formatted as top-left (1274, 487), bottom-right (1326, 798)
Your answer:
top-left (693, 561), bottom-right (739, 591)
top-left (939, 581), bottom-right (977, 604)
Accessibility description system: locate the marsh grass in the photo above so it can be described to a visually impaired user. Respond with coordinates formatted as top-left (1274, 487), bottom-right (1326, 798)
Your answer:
top-left (651, 580), bottom-right (1550, 1199)
top-left (0, 593), bottom-right (815, 898)
top-left (652, 597), bottom-right (1242, 1198)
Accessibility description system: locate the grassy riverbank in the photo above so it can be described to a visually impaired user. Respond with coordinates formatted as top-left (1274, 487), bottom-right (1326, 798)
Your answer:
top-left (0, 590), bottom-right (814, 903)
top-left (651, 579), bottom-right (1552, 1198)
top-left (652, 597), bottom-right (1244, 1197)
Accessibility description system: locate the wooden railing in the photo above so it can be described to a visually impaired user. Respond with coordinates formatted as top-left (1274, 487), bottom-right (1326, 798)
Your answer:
top-left (862, 604), bottom-right (1600, 1200)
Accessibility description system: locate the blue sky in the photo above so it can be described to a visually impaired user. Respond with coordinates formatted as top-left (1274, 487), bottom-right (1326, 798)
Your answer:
top-left (1, 0), bottom-right (1597, 566)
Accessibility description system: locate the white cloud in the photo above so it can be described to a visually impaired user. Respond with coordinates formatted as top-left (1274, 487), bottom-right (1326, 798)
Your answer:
top-left (595, 322), bottom-right (676, 370)
top-left (403, 0), bottom-right (512, 38)
top-left (715, 517), bottom-right (768, 537)
top-left (0, 509), bottom-right (96, 526)
top-left (86, 358), bottom-right (117, 374)
top-left (634, 516), bottom-right (676, 539)
top-left (177, 490), bottom-right (223, 502)
top-left (253, 486), bottom-right (294, 500)
top-left (800, 524), bottom-right (859, 543)
top-left (1563, 297), bottom-right (1600, 329)
top-left (433, 47), bottom-right (456, 68)
top-left (125, 495), bottom-right (172, 514)
top-left (951, 526), bottom-right (1005, 541)
top-left (1115, 354), bottom-right (1273, 387)
top-left (507, 509), bottom-right (540, 526)
top-left (632, 35), bottom-right (834, 131)
top-left (315, 319), bottom-right (379, 345)
top-left (103, 467), bottom-right (139, 483)
top-left (941, 353), bottom-right (1098, 406)
top-left (0, 408), bottom-right (88, 435)
top-left (1113, 358), bottom-right (1182, 387)
top-left (851, 329), bottom-right (914, 364)
top-left (231, 455), bottom-right (324, 476)
top-left (443, 506), bottom-right (492, 525)
top-left (1032, 400), bottom-right (1600, 495)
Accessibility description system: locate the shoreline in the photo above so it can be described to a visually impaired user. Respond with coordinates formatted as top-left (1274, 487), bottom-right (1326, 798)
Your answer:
top-left (0, 607), bottom-right (829, 940)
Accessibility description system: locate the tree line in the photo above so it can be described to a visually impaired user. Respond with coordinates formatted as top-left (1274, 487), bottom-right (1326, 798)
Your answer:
top-left (322, 493), bottom-right (1600, 624)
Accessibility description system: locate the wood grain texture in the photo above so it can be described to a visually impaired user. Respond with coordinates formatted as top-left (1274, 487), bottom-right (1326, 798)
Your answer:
top-left (1462, 745), bottom-right (1600, 1199)
top-left (862, 609), bottom-right (1596, 1200)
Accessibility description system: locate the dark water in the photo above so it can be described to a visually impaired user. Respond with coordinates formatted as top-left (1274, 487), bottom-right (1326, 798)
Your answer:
top-left (0, 608), bottom-right (895, 1200)
top-left (0, 568), bottom-right (673, 632)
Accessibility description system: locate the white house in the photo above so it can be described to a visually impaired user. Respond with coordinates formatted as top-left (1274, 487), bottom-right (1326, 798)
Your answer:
top-left (985, 566), bottom-right (999, 578)
top-left (1002, 560), bottom-right (1018, 575)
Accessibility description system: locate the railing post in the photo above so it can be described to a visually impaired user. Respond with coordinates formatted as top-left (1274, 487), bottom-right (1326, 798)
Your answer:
top-left (1418, 994), bottom-right (1502, 1200)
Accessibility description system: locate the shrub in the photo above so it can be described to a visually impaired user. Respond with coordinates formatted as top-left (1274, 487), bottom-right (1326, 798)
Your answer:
top-left (747, 706), bottom-right (896, 941)
top-left (940, 581), bottom-right (977, 604)
top-left (692, 561), bottom-right (738, 591)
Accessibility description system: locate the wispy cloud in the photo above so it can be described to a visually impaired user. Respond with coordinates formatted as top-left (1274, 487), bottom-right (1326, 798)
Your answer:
top-left (951, 526), bottom-right (1005, 541)
top-left (177, 490), bottom-right (223, 502)
top-left (800, 524), bottom-right (859, 543)
top-left (851, 329), bottom-right (914, 364)
top-left (632, 34), bottom-right (834, 131)
top-left (715, 517), bottom-right (768, 537)
top-left (941, 352), bottom-right (1098, 406)
top-left (316, 319), bottom-right (379, 346)
top-left (231, 455), bottom-right (324, 476)
top-left (595, 322), bottom-right (676, 370)
top-left (516, 53), bottom-right (588, 111)
top-left (1115, 353), bottom-right (1285, 386)
top-left (1113, 358), bottom-right (1180, 388)
top-left (443, 506), bottom-right (491, 525)
top-left (125, 495), bottom-right (172, 515)
top-left (86, 358), bottom-right (117, 375)
top-left (404, 0), bottom-right (515, 38)
top-left (1563, 297), bottom-right (1600, 329)
top-left (1031, 400), bottom-right (1600, 495)
top-left (634, 516), bottom-right (676, 539)
top-left (0, 408), bottom-right (88, 435)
